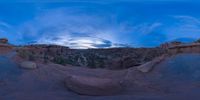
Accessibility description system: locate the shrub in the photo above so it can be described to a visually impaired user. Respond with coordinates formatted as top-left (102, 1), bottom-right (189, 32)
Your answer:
top-left (18, 50), bottom-right (35, 61)
top-left (53, 56), bottom-right (66, 65)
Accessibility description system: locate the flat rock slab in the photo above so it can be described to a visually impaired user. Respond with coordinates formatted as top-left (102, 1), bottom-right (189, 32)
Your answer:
top-left (20, 61), bottom-right (37, 69)
top-left (65, 75), bottom-right (122, 96)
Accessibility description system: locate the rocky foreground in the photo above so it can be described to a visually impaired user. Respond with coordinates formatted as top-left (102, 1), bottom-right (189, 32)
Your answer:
top-left (0, 42), bottom-right (200, 99)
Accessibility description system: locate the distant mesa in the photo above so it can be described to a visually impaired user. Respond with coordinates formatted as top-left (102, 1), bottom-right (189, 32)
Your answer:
top-left (0, 38), bottom-right (8, 44)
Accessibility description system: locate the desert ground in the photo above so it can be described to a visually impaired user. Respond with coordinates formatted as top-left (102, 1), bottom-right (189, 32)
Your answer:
top-left (0, 42), bottom-right (200, 100)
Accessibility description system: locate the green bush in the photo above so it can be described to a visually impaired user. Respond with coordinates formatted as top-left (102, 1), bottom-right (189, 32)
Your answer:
top-left (53, 56), bottom-right (66, 65)
top-left (18, 50), bottom-right (35, 61)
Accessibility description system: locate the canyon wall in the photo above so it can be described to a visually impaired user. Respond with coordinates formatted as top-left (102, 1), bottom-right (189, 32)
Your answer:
top-left (167, 43), bottom-right (200, 55)
top-left (16, 45), bottom-right (165, 69)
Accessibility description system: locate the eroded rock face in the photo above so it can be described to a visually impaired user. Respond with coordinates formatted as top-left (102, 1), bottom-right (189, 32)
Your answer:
top-left (168, 43), bottom-right (200, 55)
top-left (65, 75), bottom-right (122, 96)
top-left (20, 61), bottom-right (37, 69)
top-left (0, 38), bottom-right (13, 54)
top-left (0, 38), bottom-right (8, 44)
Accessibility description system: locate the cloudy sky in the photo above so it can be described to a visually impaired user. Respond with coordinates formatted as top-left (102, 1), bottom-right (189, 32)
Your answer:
top-left (0, 0), bottom-right (200, 48)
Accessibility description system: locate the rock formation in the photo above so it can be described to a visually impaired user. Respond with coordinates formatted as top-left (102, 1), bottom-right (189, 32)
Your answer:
top-left (0, 38), bottom-right (13, 54)
top-left (0, 38), bottom-right (8, 44)
top-left (20, 61), bottom-right (37, 69)
top-left (137, 54), bottom-right (166, 73)
top-left (64, 75), bottom-right (122, 95)
top-left (168, 43), bottom-right (200, 54)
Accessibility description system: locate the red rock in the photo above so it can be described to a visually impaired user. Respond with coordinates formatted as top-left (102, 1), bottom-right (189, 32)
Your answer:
top-left (0, 38), bottom-right (8, 44)
top-left (65, 75), bottom-right (122, 96)
top-left (137, 55), bottom-right (166, 73)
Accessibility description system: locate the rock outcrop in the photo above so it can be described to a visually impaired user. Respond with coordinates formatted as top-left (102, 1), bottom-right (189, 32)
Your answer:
top-left (161, 41), bottom-right (182, 48)
top-left (20, 61), bottom-right (37, 69)
top-left (0, 38), bottom-right (13, 54)
top-left (168, 43), bottom-right (200, 54)
top-left (137, 55), bottom-right (166, 73)
top-left (0, 38), bottom-right (8, 44)
top-left (65, 75), bottom-right (122, 95)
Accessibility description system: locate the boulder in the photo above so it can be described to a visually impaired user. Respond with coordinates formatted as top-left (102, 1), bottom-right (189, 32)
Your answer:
top-left (65, 75), bottom-right (122, 96)
top-left (20, 61), bottom-right (37, 69)
top-left (137, 55), bottom-right (166, 73)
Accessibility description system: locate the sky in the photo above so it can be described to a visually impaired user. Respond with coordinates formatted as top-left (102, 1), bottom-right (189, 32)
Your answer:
top-left (0, 0), bottom-right (200, 48)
